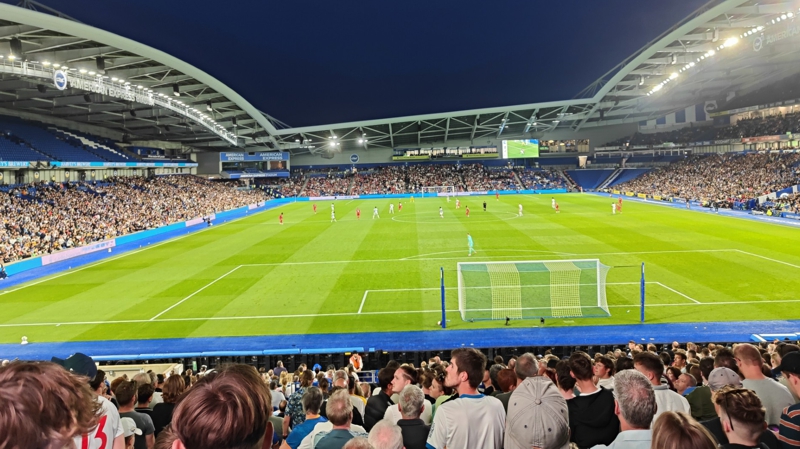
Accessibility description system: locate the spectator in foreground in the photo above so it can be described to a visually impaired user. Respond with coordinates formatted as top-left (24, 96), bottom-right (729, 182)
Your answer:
top-left (364, 367), bottom-right (395, 431)
top-left (633, 351), bottom-right (690, 423)
top-left (157, 364), bottom-right (273, 449)
top-left (775, 352), bottom-right (800, 449)
top-left (651, 411), bottom-right (718, 449)
top-left (368, 419), bottom-right (404, 449)
top-left (734, 343), bottom-right (794, 427)
top-left (568, 352), bottom-right (619, 448)
top-left (496, 352), bottom-right (538, 412)
top-left (426, 348), bottom-right (505, 449)
top-left (383, 365), bottom-right (432, 425)
top-left (282, 386), bottom-right (327, 449)
top-left (116, 380), bottom-right (155, 449)
top-left (712, 386), bottom-right (779, 449)
top-left (395, 385), bottom-right (430, 449)
top-left (595, 355), bottom-right (616, 390)
top-left (152, 374), bottom-right (185, 437)
top-left (285, 371), bottom-right (316, 436)
top-left (505, 375), bottom-right (569, 449)
top-left (0, 361), bottom-right (110, 449)
top-left (590, 369), bottom-right (656, 449)
top-left (308, 389), bottom-right (368, 449)
top-left (687, 357), bottom-right (718, 422)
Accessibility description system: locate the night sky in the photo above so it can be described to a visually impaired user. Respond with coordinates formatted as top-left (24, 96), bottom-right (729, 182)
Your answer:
top-left (24, 1), bottom-right (709, 127)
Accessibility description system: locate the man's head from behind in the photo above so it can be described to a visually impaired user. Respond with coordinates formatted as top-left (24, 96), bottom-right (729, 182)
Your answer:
top-left (633, 351), bottom-right (664, 385)
top-left (326, 388), bottom-right (354, 426)
top-left (514, 352), bottom-right (538, 380)
top-left (301, 387), bottom-right (323, 415)
top-left (0, 361), bottom-right (101, 449)
top-left (614, 369), bottom-right (657, 430)
top-left (713, 386), bottom-right (767, 445)
top-left (165, 364), bottom-right (273, 449)
top-left (367, 419), bottom-right (404, 449)
top-left (115, 379), bottom-right (138, 407)
top-left (398, 384), bottom-right (424, 420)
top-left (733, 344), bottom-right (763, 374)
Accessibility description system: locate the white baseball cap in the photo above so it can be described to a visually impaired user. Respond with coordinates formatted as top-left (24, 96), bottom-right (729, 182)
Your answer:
top-left (121, 417), bottom-right (142, 437)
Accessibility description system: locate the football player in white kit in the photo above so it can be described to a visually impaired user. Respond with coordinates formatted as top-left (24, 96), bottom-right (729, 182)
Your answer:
top-left (518, 204), bottom-right (523, 216)
top-left (389, 203), bottom-right (394, 214)
top-left (373, 207), bottom-right (380, 219)
top-left (439, 207), bottom-right (444, 218)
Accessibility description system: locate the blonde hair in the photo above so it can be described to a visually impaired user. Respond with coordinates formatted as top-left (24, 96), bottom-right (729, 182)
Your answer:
top-left (652, 411), bottom-right (717, 449)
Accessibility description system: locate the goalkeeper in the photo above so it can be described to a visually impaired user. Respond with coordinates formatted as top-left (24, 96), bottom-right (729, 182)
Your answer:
top-left (467, 233), bottom-right (477, 257)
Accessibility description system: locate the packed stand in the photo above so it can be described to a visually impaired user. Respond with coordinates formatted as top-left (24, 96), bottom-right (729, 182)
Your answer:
top-left (405, 164), bottom-right (465, 193)
top-left (350, 167), bottom-right (407, 195)
top-left (0, 176), bottom-right (268, 263)
top-left (3, 339), bottom-right (800, 449)
top-left (301, 174), bottom-right (351, 197)
top-left (615, 152), bottom-right (800, 207)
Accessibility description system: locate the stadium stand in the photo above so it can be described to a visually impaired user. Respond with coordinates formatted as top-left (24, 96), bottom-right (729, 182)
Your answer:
top-left (565, 169), bottom-right (616, 190)
top-left (0, 176), bottom-right (267, 263)
top-left (608, 168), bottom-right (650, 187)
top-left (615, 152), bottom-right (800, 207)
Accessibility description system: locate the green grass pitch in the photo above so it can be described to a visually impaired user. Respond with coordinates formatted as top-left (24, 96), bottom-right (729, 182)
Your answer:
top-left (504, 140), bottom-right (539, 158)
top-left (2, 194), bottom-right (800, 344)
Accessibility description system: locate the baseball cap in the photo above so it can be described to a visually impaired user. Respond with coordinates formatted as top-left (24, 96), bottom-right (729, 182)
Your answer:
top-left (51, 353), bottom-right (97, 379)
top-left (505, 376), bottom-right (570, 449)
top-left (313, 364), bottom-right (322, 371)
top-left (121, 417), bottom-right (142, 437)
top-left (775, 351), bottom-right (800, 375)
top-left (707, 367), bottom-right (742, 391)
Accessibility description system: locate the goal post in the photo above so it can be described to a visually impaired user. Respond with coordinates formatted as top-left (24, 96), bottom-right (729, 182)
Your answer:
top-left (456, 259), bottom-right (611, 321)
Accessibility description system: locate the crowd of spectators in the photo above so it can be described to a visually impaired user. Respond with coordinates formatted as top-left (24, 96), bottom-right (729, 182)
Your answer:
top-left (349, 167), bottom-right (407, 195)
top-left (301, 176), bottom-right (351, 197)
top-left (604, 111), bottom-right (800, 148)
top-left (2, 339), bottom-right (800, 449)
top-left (0, 175), bottom-right (268, 263)
top-left (615, 152), bottom-right (800, 207)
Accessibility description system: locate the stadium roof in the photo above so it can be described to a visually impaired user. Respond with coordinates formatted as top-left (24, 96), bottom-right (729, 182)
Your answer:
top-left (2, 0), bottom-right (800, 154)
top-left (269, 0), bottom-right (800, 154)
top-left (0, 1), bottom-right (283, 148)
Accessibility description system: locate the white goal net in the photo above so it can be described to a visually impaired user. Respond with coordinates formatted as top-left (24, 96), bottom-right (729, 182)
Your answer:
top-left (457, 259), bottom-right (611, 321)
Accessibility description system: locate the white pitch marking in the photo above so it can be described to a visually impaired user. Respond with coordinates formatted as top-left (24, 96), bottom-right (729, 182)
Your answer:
top-left (655, 282), bottom-right (701, 304)
top-left (149, 266), bottom-right (243, 320)
top-left (358, 290), bottom-right (369, 314)
top-left (401, 248), bottom-right (576, 260)
top-left (735, 249), bottom-right (800, 269)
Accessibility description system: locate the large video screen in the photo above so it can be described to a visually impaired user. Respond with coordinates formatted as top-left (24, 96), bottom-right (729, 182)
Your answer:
top-left (502, 139), bottom-right (540, 158)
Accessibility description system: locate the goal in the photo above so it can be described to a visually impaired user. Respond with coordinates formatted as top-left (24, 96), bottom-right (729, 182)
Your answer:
top-left (421, 186), bottom-right (456, 196)
top-left (456, 259), bottom-right (611, 321)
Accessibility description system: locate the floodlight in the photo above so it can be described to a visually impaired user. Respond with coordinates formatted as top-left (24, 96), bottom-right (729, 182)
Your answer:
top-left (88, 71), bottom-right (96, 75)
top-left (173, 84), bottom-right (180, 96)
top-left (206, 101), bottom-right (213, 111)
top-left (111, 77), bottom-right (118, 82)
top-left (42, 61), bottom-right (50, 66)
top-left (724, 37), bottom-right (739, 47)
top-left (669, 72), bottom-right (678, 79)
top-left (79, 69), bottom-right (87, 74)
top-left (9, 37), bottom-right (22, 59)
top-left (781, 14), bottom-right (787, 19)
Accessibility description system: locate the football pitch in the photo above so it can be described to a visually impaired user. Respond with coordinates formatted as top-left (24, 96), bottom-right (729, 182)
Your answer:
top-left (2, 194), bottom-right (800, 345)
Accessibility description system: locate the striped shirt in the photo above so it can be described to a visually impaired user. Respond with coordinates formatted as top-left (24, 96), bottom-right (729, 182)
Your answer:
top-left (779, 403), bottom-right (800, 449)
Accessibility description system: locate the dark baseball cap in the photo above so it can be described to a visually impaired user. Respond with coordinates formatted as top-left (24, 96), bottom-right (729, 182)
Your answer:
top-left (52, 353), bottom-right (97, 379)
top-left (775, 352), bottom-right (800, 375)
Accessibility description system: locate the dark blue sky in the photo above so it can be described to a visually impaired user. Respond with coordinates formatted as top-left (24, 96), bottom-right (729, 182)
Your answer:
top-left (31, 0), bottom-right (709, 127)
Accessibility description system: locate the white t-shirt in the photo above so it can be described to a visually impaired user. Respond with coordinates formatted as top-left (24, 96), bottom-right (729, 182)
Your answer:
top-left (426, 394), bottom-right (505, 449)
top-left (73, 396), bottom-right (123, 449)
top-left (652, 385), bottom-right (690, 424)
top-left (383, 398), bottom-right (433, 425)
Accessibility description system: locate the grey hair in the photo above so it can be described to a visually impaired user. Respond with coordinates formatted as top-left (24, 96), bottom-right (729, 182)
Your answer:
top-left (301, 386), bottom-right (323, 414)
top-left (132, 372), bottom-right (152, 387)
top-left (615, 370), bottom-right (656, 429)
top-left (326, 389), bottom-right (353, 426)
top-left (398, 384), bottom-right (424, 419)
top-left (343, 437), bottom-right (373, 449)
top-left (514, 353), bottom-right (539, 379)
top-left (488, 364), bottom-right (505, 387)
top-left (368, 419), bottom-right (404, 449)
